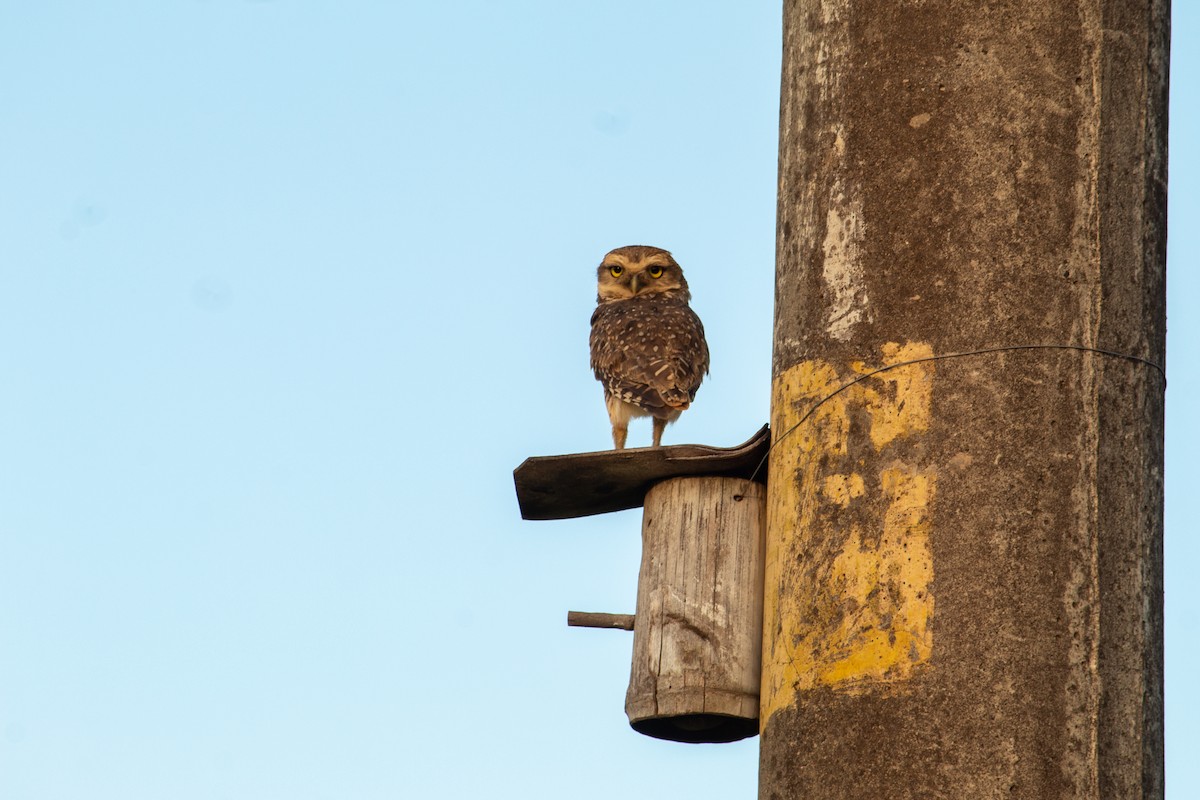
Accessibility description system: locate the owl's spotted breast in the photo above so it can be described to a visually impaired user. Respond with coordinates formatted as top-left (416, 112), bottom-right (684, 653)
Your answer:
top-left (590, 290), bottom-right (709, 448)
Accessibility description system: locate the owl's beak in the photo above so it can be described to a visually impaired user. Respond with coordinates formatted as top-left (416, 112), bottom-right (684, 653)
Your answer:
top-left (629, 274), bottom-right (640, 294)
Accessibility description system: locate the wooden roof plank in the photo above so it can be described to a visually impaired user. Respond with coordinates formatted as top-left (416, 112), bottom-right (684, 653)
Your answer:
top-left (513, 425), bottom-right (770, 520)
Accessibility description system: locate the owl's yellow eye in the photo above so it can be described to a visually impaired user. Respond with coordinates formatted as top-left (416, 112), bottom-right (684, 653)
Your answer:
top-left (609, 265), bottom-right (623, 277)
top-left (648, 266), bottom-right (664, 278)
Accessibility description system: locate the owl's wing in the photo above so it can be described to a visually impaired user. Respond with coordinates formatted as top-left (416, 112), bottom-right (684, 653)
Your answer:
top-left (590, 300), bottom-right (710, 417)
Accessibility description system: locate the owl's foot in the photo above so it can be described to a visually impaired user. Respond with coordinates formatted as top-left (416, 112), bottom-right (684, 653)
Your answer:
top-left (612, 425), bottom-right (628, 450)
top-left (652, 417), bottom-right (667, 448)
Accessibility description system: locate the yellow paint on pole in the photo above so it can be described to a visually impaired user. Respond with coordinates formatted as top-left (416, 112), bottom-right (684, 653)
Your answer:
top-left (857, 341), bottom-right (934, 451)
top-left (816, 467), bottom-right (935, 686)
top-left (762, 342), bottom-right (937, 727)
top-left (821, 473), bottom-right (865, 507)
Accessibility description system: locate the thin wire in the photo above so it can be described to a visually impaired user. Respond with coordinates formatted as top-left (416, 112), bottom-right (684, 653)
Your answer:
top-left (748, 343), bottom-right (1165, 485)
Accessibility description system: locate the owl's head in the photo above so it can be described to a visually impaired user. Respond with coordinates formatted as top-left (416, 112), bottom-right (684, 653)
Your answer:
top-left (596, 245), bottom-right (690, 303)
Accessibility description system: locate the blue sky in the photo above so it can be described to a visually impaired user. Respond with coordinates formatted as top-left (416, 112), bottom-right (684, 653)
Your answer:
top-left (0, 2), bottom-right (1193, 798)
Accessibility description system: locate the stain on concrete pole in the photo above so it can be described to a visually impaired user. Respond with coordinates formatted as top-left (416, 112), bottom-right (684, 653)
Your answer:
top-left (761, 1), bottom-right (1168, 798)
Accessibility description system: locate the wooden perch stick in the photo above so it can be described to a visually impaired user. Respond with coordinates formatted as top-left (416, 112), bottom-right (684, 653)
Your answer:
top-left (567, 611), bottom-right (635, 631)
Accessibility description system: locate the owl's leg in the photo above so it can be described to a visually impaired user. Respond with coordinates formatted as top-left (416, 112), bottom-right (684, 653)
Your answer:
top-left (652, 417), bottom-right (667, 448)
top-left (605, 393), bottom-right (632, 450)
top-left (612, 425), bottom-right (628, 450)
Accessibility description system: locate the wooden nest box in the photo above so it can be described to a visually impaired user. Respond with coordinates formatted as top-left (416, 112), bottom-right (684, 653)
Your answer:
top-left (513, 426), bottom-right (769, 744)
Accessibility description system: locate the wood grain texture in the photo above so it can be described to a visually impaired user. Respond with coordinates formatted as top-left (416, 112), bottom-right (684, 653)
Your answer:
top-left (625, 477), bottom-right (765, 743)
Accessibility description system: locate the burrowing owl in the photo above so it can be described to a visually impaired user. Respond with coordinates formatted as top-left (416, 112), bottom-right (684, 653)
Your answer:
top-left (590, 245), bottom-right (710, 449)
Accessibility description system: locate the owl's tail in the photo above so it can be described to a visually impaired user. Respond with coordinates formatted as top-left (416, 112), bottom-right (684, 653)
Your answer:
top-left (661, 388), bottom-right (692, 410)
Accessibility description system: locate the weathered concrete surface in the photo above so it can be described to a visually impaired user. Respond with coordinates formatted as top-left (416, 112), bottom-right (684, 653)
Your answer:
top-left (761, 0), bottom-right (1167, 798)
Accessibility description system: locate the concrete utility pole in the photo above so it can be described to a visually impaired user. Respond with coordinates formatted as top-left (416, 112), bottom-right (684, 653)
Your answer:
top-left (762, 1), bottom-right (1168, 798)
